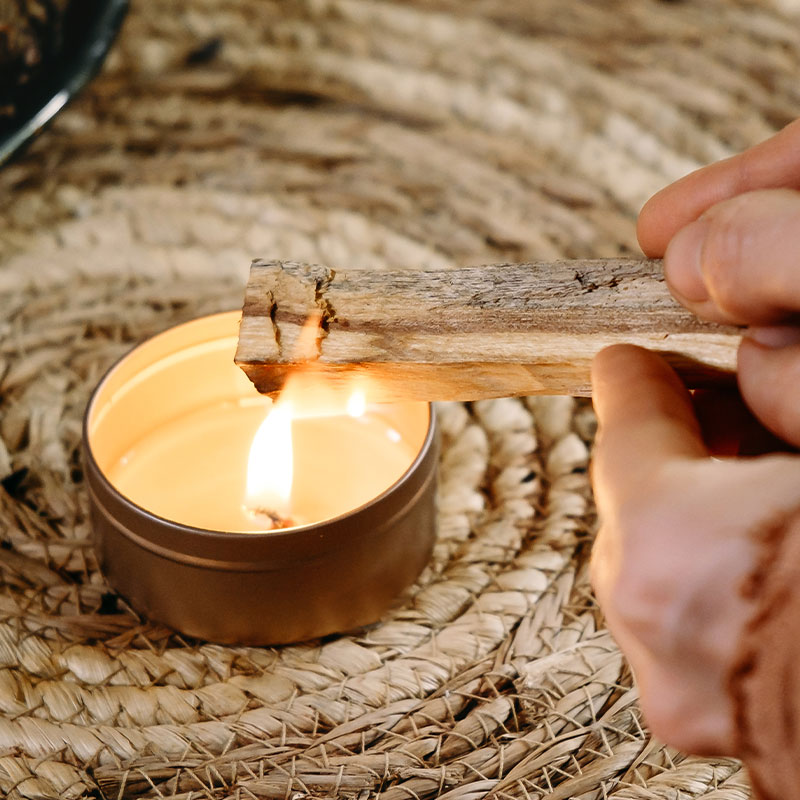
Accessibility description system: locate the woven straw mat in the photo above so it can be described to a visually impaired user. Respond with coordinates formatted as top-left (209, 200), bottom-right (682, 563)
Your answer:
top-left (2, 1), bottom-right (800, 798)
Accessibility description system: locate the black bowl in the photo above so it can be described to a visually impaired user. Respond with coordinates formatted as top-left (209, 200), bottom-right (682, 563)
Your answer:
top-left (0, 0), bottom-right (128, 166)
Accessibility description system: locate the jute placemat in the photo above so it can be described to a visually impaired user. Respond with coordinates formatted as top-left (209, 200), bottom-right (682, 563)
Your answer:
top-left (2, 1), bottom-right (799, 797)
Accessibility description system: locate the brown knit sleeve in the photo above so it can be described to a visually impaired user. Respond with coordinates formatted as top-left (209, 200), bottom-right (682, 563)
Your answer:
top-left (730, 508), bottom-right (800, 800)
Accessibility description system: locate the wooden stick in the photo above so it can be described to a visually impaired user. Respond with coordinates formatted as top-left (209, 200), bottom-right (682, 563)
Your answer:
top-left (235, 259), bottom-right (740, 402)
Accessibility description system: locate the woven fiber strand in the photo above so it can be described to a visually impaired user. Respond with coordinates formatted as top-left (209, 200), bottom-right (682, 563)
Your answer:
top-left (2, 0), bottom-right (799, 798)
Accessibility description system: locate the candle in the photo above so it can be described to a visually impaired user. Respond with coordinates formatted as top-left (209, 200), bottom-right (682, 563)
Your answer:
top-left (83, 311), bottom-right (437, 644)
top-left (89, 312), bottom-right (427, 532)
top-left (104, 390), bottom-right (419, 533)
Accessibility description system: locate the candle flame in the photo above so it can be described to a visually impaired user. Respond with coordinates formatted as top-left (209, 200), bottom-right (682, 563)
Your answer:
top-left (245, 401), bottom-right (293, 523)
top-left (244, 315), bottom-right (377, 528)
top-left (347, 390), bottom-right (366, 419)
top-left (244, 383), bottom-right (373, 529)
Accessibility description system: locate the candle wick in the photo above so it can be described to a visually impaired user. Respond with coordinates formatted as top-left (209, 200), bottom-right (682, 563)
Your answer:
top-left (247, 506), bottom-right (295, 530)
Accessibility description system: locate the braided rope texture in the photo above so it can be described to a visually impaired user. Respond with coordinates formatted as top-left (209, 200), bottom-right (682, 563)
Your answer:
top-left (1, 0), bottom-right (799, 797)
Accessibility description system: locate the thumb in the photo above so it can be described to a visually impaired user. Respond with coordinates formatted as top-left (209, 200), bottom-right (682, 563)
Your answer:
top-left (663, 188), bottom-right (800, 325)
top-left (738, 334), bottom-right (800, 447)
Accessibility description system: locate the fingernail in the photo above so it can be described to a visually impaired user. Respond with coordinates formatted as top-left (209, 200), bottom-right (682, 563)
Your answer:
top-left (745, 326), bottom-right (800, 349)
top-left (663, 219), bottom-right (711, 303)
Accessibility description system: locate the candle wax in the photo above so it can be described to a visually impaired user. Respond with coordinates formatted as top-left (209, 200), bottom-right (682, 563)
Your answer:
top-left (107, 399), bottom-right (418, 532)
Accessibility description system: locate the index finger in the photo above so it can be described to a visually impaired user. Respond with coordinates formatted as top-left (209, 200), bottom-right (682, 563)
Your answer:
top-left (637, 118), bottom-right (800, 257)
top-left (591, 345), bottom-right (708, 508)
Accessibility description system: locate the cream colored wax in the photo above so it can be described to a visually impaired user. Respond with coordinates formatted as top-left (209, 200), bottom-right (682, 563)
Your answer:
top-left (108, 400), bottom-right (418, 532)
top-left (88, 312), bottom-right (429, 534)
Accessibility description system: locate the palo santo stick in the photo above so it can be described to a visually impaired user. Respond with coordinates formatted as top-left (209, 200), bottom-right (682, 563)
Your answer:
top-left (235, 259), bottom-right (741, 402)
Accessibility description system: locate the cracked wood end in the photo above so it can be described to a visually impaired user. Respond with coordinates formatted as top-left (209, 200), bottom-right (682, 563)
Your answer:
top-left (235, 258), bottom-right (741, 402)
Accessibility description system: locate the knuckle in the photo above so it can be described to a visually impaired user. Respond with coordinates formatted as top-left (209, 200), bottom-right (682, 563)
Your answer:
top-left (593, 461), bottom-right (720, 660)
top-left (601, 497), bottom-right (678, 645)
top-left (701, 202), bottom-right (754, 319)
top-left (611, 572), bottom-right (671, 647)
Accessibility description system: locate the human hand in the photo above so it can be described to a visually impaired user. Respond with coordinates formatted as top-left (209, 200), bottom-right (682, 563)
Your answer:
top-left (591, 345), bottom-right (800, 756)
top-left (591, 119), bottom-right (800, 760)
top-left (639, 117), bottom-right (800, 446)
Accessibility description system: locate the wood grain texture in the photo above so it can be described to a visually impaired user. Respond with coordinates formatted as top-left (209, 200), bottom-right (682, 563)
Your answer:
top-left (236, 259), bottom-right (740, 401)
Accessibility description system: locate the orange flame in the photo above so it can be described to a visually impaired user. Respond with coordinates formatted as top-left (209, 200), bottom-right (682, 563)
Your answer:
top-left (243, 314), bottom-right (370, 529)
top-left (245, 400), bottom-right (293, 524)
